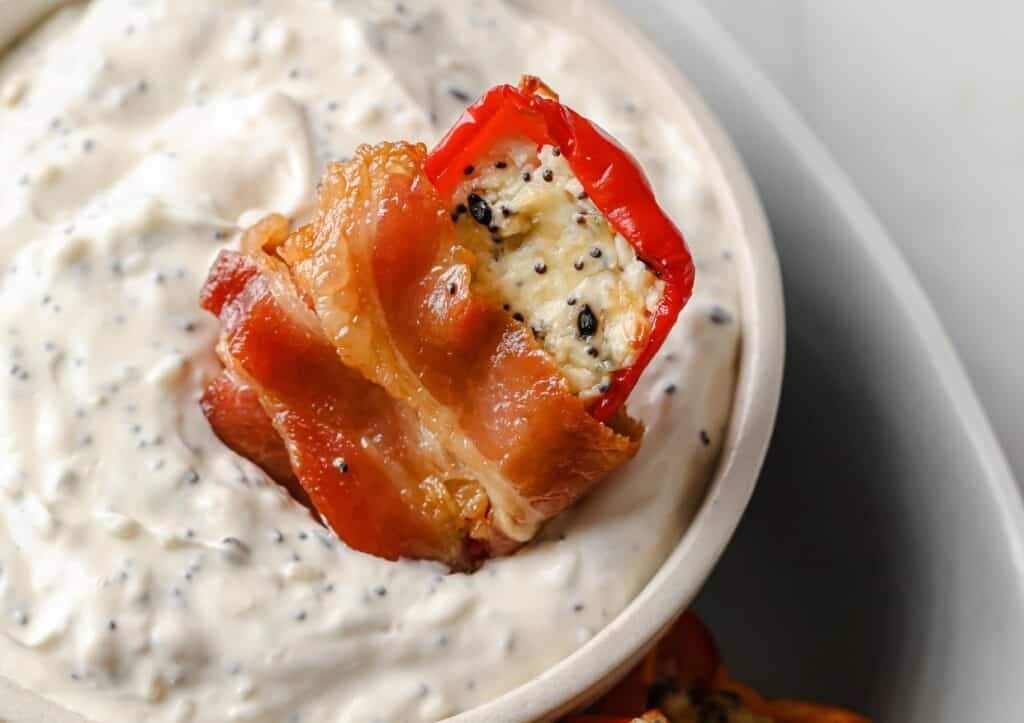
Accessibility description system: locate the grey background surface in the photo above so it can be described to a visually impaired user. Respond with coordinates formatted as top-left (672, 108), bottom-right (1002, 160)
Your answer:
top-left (605, 2), bottom-right (1024, 721)
top-left (699, 0), bottom-right (1024, 485)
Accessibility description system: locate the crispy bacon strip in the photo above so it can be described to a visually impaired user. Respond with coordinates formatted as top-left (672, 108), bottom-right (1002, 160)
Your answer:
top-left (200, 370), bottom-right (310, 509)
top-left (278, 142), bottom-right (642, 543)
top-left (200, 218), bottom-right (491, 566)
top-left (200, 146), bottom-right (641, 566)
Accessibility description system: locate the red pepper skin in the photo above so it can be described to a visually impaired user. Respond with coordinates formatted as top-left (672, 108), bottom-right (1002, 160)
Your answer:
top-left (425, 76), bottom-right (694, 423)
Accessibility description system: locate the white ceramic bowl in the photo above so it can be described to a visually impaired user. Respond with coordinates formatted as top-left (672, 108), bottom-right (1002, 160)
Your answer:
top-left (0, 2), bottom-right (783, 721)
top-left (447, 2), bottom-right (785, 721)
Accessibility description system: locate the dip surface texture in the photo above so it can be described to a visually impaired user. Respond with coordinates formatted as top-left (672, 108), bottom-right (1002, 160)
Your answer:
top-left (0, 2), bottom-right (741, 721)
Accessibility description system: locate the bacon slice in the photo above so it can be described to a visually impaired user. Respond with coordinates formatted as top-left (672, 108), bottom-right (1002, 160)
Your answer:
top-left (200, 219), bottom-right (496, 567)
top-left (277, 142), bottom-right (641, 543)
top-left (199, 146), bottom-right (642, 566)
top-left (200, 370), bottom-right (309, 507)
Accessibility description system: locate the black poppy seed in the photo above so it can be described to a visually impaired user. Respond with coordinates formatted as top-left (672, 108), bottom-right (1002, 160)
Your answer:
top-left (500, 205), bottom-right (512, 217)
top-left (566, 295), bottom-right (577, 306)
top-left (590, 246), bottom-right (603, 258)
top-left (488, 224), bottom-right (499, 233)
top-left (374, 585), bottom-right (387, 597)
top-left (577, 190), bottom-right (588, 200)
top-left (700, 429), bottom-right (711, 446)
top-left (502, 303), bottom-right (511, 311)
top-left (327, 100), bottom-right (338, 111)
top-left (542, 168), bottom-right (554, 182)
top-left (665, 383), bottom-right (677, 396)
top-left (495, 160), bottom-right (507, 169)
top-left (574, 212), bottom-right (586, 225)
top-left (573, 603), bottom-right (584, 613)
top-left (184, 469), bottom-right (199, 485)
top-left (333, 457), bottom-right (349, 473)
top-left (577, 304), bottom-right (598, 338)
top-left (586, 346), bottom-right (599, 357)
top-left (521, 170), bottom-right (532, 182)
top-left (552, 147), bottom-right (561, 156)
top-left (573, 259), bottom-right (585, 271)
top-left (272, 529), bottom-right (284, 544)
top-left (463, 165), bottom-right (474, 175)
top-left (294, 610), bottom-right (307, 622)
top-left (137, 79), bottom-right (148, 93)
top-left (466, 193), bottom-right (492, 227)
top-left (324, 582), bottom-right (335, 593)
top-left (82, 139), bottom-right (95, 152)
top-left (448, 87), bottom-right (471, 102)
top-left (298, 531), bottom-right (308, 540)
top-left (598, 382), bottom-right (611, 393)
top-left (709, 305), bottom-right (732, 325)
top-left (108, 620), bottom-right (117, 631)
top-left (447, 282), bottom-right (457, 295)
top-left (534, 261), bottom-right (547, 274)
top-left (455, 202), bottom-right (468, 214)
top-left (512, 312), bottom-right (524, 322)
top-left (288, 68), bottom-right (299, 79)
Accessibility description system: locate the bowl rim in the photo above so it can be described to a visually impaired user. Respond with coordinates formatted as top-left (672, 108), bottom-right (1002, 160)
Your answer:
top-left (449, 1), bottom-right (786, 721)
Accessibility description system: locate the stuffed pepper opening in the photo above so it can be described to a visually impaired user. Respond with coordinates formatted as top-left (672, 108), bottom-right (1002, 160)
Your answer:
top-left (426, 76), bottom-right (693, 422)
top-left (449, 141), bottom-right (665, 400)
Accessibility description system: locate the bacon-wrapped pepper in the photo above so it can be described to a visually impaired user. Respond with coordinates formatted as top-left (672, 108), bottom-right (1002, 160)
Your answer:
top-left (198, 76), bottom-right (693, 567)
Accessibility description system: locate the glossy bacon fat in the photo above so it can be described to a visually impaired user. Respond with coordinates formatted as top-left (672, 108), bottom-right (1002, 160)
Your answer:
top-left (200, 145), bottom-right (642, 569)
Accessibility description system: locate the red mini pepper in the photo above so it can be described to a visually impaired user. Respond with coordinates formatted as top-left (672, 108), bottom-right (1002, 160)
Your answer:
top-left (425, 76), bottom-right (695, 423)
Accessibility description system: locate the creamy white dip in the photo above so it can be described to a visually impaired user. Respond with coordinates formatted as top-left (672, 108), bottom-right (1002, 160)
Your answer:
top-left (0, 2), bottom-right (741, 722)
